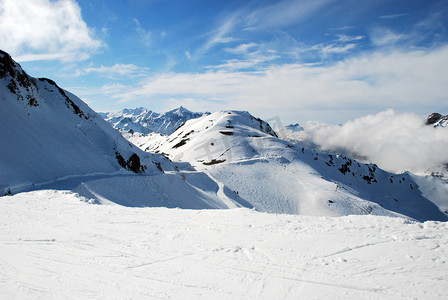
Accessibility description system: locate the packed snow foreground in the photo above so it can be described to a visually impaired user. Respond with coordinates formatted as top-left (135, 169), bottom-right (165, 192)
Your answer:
top-left (1, 191), bottom-right (447, 299)
top-left (1, 49), bottom-right (448, 298)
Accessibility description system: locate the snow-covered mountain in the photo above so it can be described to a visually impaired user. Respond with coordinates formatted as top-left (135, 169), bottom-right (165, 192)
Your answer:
top-left (426, 112), bottom-right (448, 127)
top-left (0, 50), bottom-right (154, 187)
top-left (285, 123), bottom-right (304, 132)
top-left (143, 110), bottom-right (448, 221)
top-left (0, 50), bottom-right (236, 209)
top-left (100, 106), bottom-right (206, 135)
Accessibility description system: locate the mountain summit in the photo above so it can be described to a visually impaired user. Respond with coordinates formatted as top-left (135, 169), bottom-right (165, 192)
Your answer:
top-left (426, 112), bottom-right (448, 127)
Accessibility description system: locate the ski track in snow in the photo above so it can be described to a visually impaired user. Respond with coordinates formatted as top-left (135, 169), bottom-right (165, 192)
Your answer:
top-left (1, 190), bottom-right (447, 299)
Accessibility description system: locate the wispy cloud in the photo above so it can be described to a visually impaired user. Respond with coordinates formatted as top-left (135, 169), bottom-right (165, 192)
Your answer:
top-left (207, 54), bottom-right (279, 71)
top-left (321, 43), bottom-right (357, 55)
top-left (194, 0), bottom-right (332, 60)
top-left (194, 12), bottom-right (241, 58)
top-left (245, 0), bottom-right (333, 29)
top-left (334, 34), bottom-right (365, 43)
top-left (379, 13), bottom-right (408, 20)
top-left (81, 64), bottom-right (147, 79)
top-left (369, 27), bottom-right (410, 47)
top-left (309, 34), bottom-right (364, 57)
top-left (225, 43), bottom-right (258, 54)
top-left (133, 18), bottom-right (152, 47)
top-left (0, 0), bottom-right (103, 62)
top-left (100, 83), bottom-right (129, 94)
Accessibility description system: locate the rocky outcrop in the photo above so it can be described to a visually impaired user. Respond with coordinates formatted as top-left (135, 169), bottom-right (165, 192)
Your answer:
top-left (115, 151), bottom-right (147, 173)
top-left (0, 50), bottom-right (39, 107)
top-left (426, 112), bottom-right (448, 127)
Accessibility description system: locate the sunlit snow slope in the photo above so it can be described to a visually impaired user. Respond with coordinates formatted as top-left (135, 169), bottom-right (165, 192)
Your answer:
top-left (0, 50), bottom-right (231, 209)
top-left (146, 111), bottom-right (447, 221)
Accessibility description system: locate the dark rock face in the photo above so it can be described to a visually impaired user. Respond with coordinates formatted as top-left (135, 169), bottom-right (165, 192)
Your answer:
top-left (127, 153), bottom-right (142, 173)
top-left (115, 151), bottom-right (146, 173)
top-left (426, 112), bottom-right (448, 127)
top-left (1, 49), bottom-right (39, 106)
top-left (115, 152), bottom-right (127, 169)
top-left (426, 113), bottom-right (442, 125)
top-left (249, 116), bottom-right (278, 138)
top-left (1, 50), bottom-right (89, 118)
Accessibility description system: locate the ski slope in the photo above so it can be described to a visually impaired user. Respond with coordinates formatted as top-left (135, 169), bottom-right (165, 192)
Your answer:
top-left (1, 190), bottom-right (447, 299)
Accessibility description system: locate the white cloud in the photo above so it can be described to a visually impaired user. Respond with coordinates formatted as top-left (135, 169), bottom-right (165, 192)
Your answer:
top-left (100, 83), bottom-right (129, 94)
top-left (133, 18), bottom-right (151, 47)
top-left (83, 64), bottom-right (146, 78)
top-left (321, 43), bottom-right (357, 55)
top-left (207, 54), bottom-right (278, 71)
top-left (225, 43), bottom-right (258, 54)
top-left (379, 13), bottom-right (408, 20)
top-left (369, 27), bottom-right (409, 46)
top-left (0, 0), bottom-right (102, 62)
top-left (112, 46), bottom-right (448, 124)
top-left (299, 110), bottom-right (448, 175)
top-left (194, 13), bottom-right (240, 58)
top-left (335, 34), bottom-right (364, 42)
top-left (195, 0), bottom-right (331, 59)
top-left (246, 0), bottom-right (333, 29)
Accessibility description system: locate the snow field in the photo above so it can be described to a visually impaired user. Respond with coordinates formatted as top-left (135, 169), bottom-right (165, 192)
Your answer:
top-left (1, 190), bottom-right (447, 299)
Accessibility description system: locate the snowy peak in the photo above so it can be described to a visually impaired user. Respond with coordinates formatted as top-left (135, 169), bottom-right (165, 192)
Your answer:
top-left (148, 110), bottom-right (279, 165)
top-left (166, 106), bottom-right (190, 116)
top-left (426, 112), bottom-right (448, 127)
top-left (285, 123), bottom-right (304, 132)
top-left (101, 106), bottom-right (206, 135)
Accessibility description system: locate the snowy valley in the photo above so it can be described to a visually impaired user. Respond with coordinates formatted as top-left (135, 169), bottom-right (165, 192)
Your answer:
top-left (1, 49), bottom-right (448, 298)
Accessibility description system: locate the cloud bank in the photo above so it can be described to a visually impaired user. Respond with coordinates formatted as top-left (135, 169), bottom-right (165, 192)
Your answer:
top-left (0, 0), bottom-right (102, 62)
top-left (300, 110), bottom-right (448, 175)
top-left (113, 45), bottom-right (448, 124)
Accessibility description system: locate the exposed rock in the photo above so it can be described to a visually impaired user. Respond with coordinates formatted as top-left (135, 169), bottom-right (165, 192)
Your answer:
top-left (1, 49), bottom-right (39, 105)
top-left (115, 151), bottom-right (145, 173)
top-left (426, 112), bottom-right (448, 127)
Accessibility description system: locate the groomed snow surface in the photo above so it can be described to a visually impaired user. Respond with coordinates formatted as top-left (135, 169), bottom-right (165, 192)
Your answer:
top-left (1, 190), bottom-right (447, 299)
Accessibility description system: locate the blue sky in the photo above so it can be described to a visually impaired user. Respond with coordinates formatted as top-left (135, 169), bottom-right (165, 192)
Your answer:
top-left (1, 0), bottom-right (448, 123)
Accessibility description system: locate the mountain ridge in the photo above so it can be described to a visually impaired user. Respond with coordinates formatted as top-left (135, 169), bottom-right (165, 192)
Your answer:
top-left (100, 106), bottom-right (207, 135)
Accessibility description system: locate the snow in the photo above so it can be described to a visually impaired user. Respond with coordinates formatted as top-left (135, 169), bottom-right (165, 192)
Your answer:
top-left (1, 190), bottom-right (447, 299)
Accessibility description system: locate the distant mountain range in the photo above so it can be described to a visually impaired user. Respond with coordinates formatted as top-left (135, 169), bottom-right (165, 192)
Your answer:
top-left (99, 106), bottom-right (206, 135)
